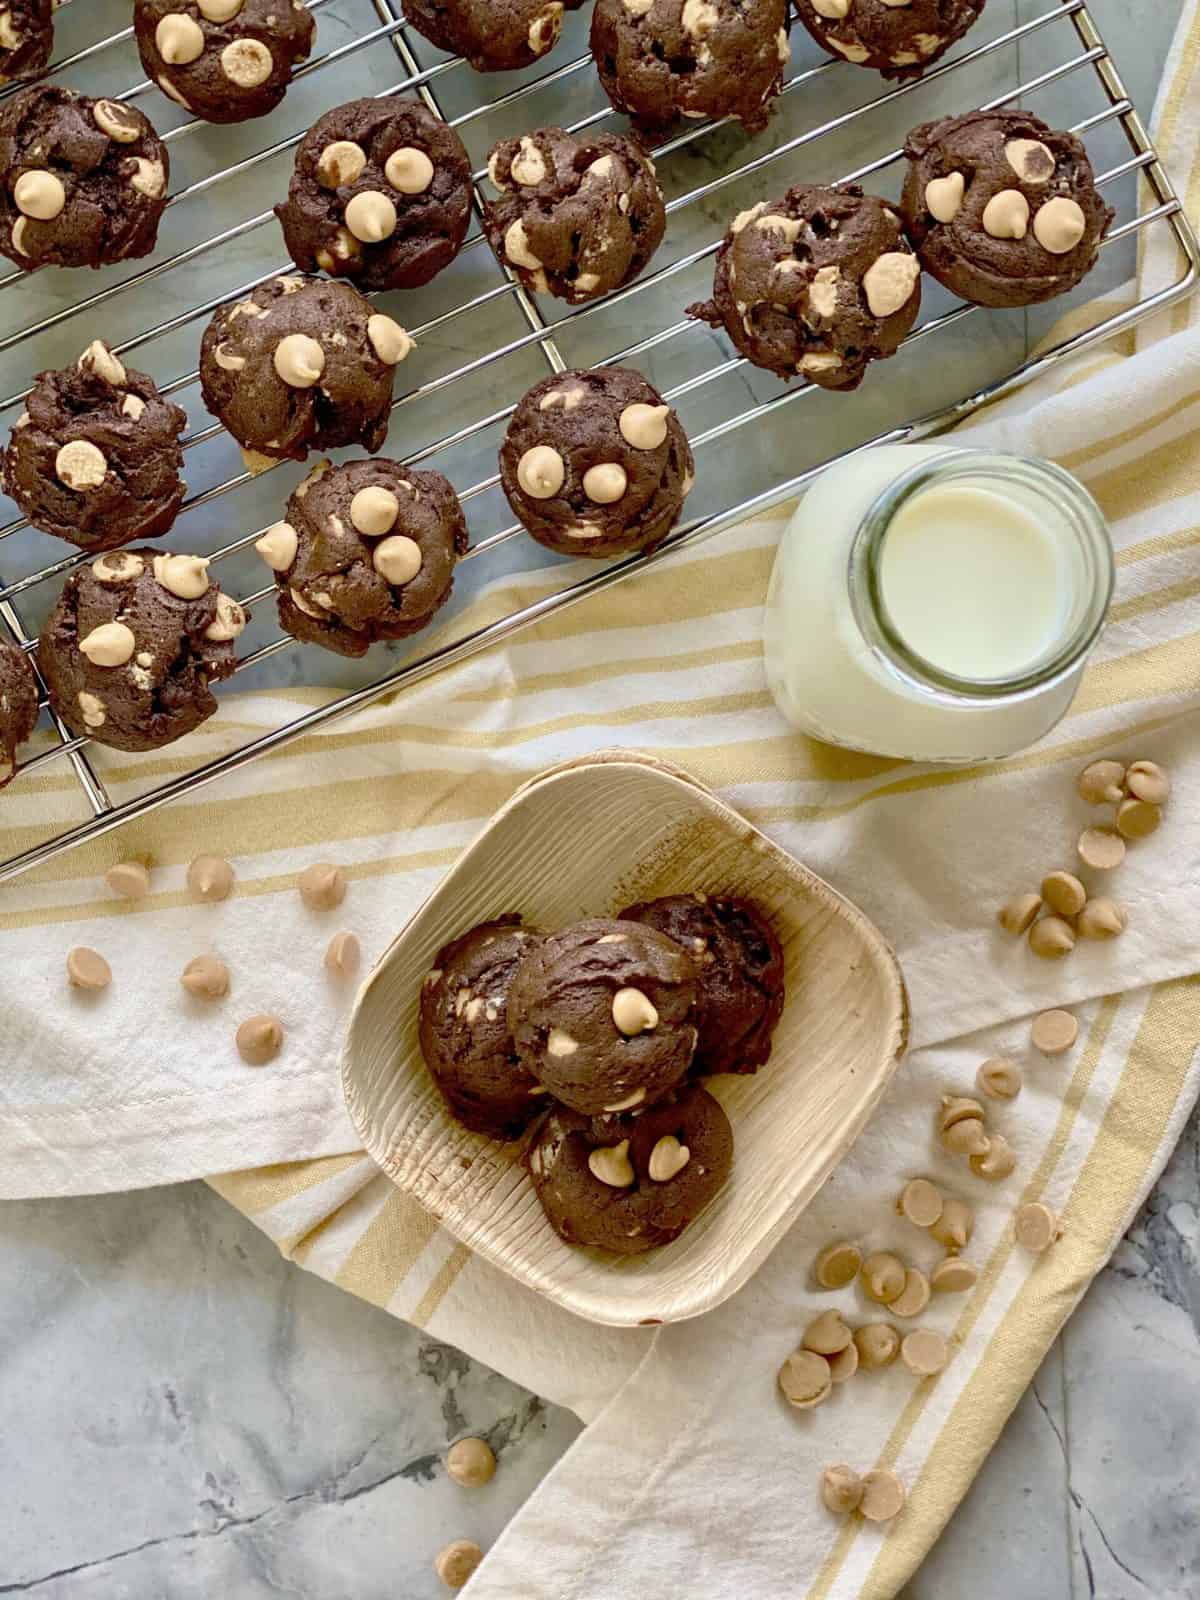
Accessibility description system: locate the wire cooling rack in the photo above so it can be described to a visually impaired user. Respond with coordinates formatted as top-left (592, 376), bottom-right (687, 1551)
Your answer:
top-left (0, 0), bottom-right (1195, 882)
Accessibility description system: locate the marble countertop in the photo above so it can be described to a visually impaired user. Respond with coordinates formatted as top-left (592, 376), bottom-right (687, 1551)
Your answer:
top-left (1, 0), bottom-right (1197, 1596)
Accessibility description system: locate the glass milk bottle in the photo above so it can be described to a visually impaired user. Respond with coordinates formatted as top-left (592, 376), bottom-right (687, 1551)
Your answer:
top-left (764, 445), bottom-right (1114, 762)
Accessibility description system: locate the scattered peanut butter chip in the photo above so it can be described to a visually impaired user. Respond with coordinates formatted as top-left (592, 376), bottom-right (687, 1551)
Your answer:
top-left (969, 1134), bottom-right (1017, 1182)
top-left (445, 1437), bottom-right (496, 1488)
top-left (860, 1468), bottom-right (906, 1522)
top-left (821, 1464), bottom-right (864, 1514)
top-left (181, 954), bottom-right (230, 999)
top-left (977, 1057), bottom-right (1022, 1100)
top-left (897, 1177), bottom-right (943, 1229)
top-left (778, 1347), bottom-right (833, 1409)
top-left (1041, 870), bottom-right (1087, 918)
top-left (1031, 1008), bottom-right (1077, 1055)
top-left (236, 1013), bottom-right (283, 1065)
top-left (324, 930), bottom-right (360, 977)
top-left (938, 1096), bottom-right (989, 1157)
top-left (1115, 796), bottom-right (1161, 840)
top-left (1015, 1201), bottom-right (1061, 1253)
top-left (931, 1256), bottom-right (978, 1293)
top-left (901, 1328), bottom-right (949, 1377)
top-left (853, 1323), bottom-right (900, 1370)
top-left (828, 1341), bottom-right (859, 1383)
top-left (1078, 825), bottom-right (1126, 871)
top-left (434, 1539), bottom-right (484, 1590)
top-left (997, 893), bottom-right (1042, 936)
top-left (105, 860), bottom-right (150, 899)
top-left (1077, 898), bottom-right (1127, 940)
top-left (802, 1308), bottom-right (853, 1356)
top-left (1125, 759), bottom-right (1169, 805)
top-left (888, 1267), bottom-right (931, 1319)
top-left (861, 1251), bottom-right (907, 1305)
top-left (814, 1240), bottom-right (862, 1290)
top-left (928, 1197), bottom-right (973, 1252)
top-left (299, 861), bottom-right (346, 911)
top-left (67, 946), bottom-right (111, 990)
top-left (1077, 758), bottom-right (1126, 805)
top-left (1028, 915), bottom-right (1076, 960)
top-left (187, 854), bottom-right (235, 902)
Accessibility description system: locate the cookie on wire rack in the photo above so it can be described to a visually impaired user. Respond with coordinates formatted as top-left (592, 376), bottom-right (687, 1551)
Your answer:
top-left (0, 0), bottom-right (54, 83)
top-left (404, 0), bottom-right (585, 73)
top-left (134, 0), bottom-right (315, 124)
top-left (792, 0), bottom-right (985, 79)
top-left (0, 640), bottom-right (38, 789)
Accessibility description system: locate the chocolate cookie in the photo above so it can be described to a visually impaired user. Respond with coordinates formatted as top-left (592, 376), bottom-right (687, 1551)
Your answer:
top-left (484, 127), bottom-right (665, 305)
top-left (0, 86), bottom-right (168, 271)
top-left (0, 639), bottom-right (38, 787)
top-left (500, 367), bottom-right (693, 559)
top-left (134, 0), bottom-right (315, 124)
top-left (405, 0), bottom-right (583, 73)
top-left (793, 0), bottom-right (984, 78)
top-left (527, 1082), bottom-right (733, 1254)
top-left (199, 274), bottom-right (411, 464)
top-left (4, 341), bottom-right (187, 551)
top-left (591, 0), bottom-right (790, 135)
top-left (38, 547), bottom-right (245, 751)
top-left (618, 893), bottom-right (784, 1074)
top-left (256, 457), bottom-right (467, 657)
top-left (508, 916), bottom-right (698, 1115)
top-left (687, 184), bottom-right (921, 390)
top-left (418, 915), bottom-right (546, 1139)
top-left (275, 98), bottom-right (472, 292)
top-left (0, 0), bottom-right (54, 83)
top-left (900, 110), bottom-right (1114, 308)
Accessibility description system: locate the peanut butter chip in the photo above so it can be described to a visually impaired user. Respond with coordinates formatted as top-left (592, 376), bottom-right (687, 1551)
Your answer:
top-left (1004, 137), bottom-right (1054, 182)
top-left (156, 12), bottom-right (204, 62)
top-left (516, 445), bottom-right (565, 499)
top-left (1077, 824), bottom-right (1126, 871)
top-left (504, 218), bottom-right (542, 270)
top-left (647, 1134), bottom-right (690, 1181)
top-left (1116, 796), bottom-right (1161, 839)
top-left (56, 440), bottom-right (107, 491)
top-left (93, 551), bottom-right (145, 584)
top-left (860, 1469), bottom-right (906, 1523)
top-left (901, 1328), bottom-right (948, 1377)
top-left (981, 188), bottom-right (1030, 240)
top-left (128, 158), bottom-right (165, 198)
top-left (221, 37), bottom-right (273, 87)
top-left (446, 1437), bottom-right (495, 1488)
top-left (861, 1251), bottom-right (907, 1305)
top-left (236, 1013), bottom-right (283, 1065)
top-left (1077, 898), bottom-right (1127, 940)
top-left (181, 954), bottom-right (230, 999)
top-left (93, 99), bottom-right (142, 143)
top-left (547, 1029), bottom-right (577, 1057)
top-left (199, 0), bottom-right (244, 18)
top-left (815, 1241), bottom-right (862, 1290)
top-left (602, 1087), bottom-right (645, 1111)
top-left (931, 1256), bottom-right (978, 1293)
top-left (317, 141), bottom-right (366, 188)
top-left (256, 521), bottom-right (299, 572)
top-left (80, 622), bottom-right (136, 667)
top-left (588, 1139), bottom-right (634, 1187)
top-left (898, 1177), bottom-right (943, 1228)
top-left (350, 485), bottom-right (400, 536)
top-left (929, 1196), bottom-right (973, 1252)
top-left (1125, 759), bottom-right (1169, 805)
top-left (938, 1095), bottom-right (989, 1157)
top-left (611, 985), bottom-right (658, 1035)
top-left (977, 1057), bottom-right (1022, 1100)
top-left (299, 861), bottom-right (347, 910)
top-left (1028, 916), bottom-right (1076, 960)
top-left (924, 170), bottom-right (965, 222)
top-left (273, 333), bottom-right (325, 388)
top-left (582, 463), bottom-right (628, 504)
top-left (79, 340), bottom-right (126, 386)
top-left (828, 1341), bottom-right (858, 1383)
top-left (997, 893), bottom-right (1042, 936)
top-left (778, 1348), bottom-right (832, 1409)
top-left (889, 1267), bottom-right (931, 1319)
top-left (187, 854), bottom-right (235, 902)
top-left (1077, 758), bottom-right (1126, 804)
top-left (204, 594), bottom-right (246, 643)
top-left (385, 146), bottom-right (435, 194)
top-left (1041, 870), bottom-right (1086, 918)
top-left (434, 1540), bottom-right (483, 1590)
top-left (324, 930), bottom-right (360, 977)
top-left (861, 251), bottom-right (920, 318)
top-left (366, 314), bottom-right (412, 365)
top-left (1015, 1201), bottom-right (1060, 1253)
top-left (802, 1309), bottom-right (853, 1356)
top-left (345, 190), bottom-right (397, 244)
top-left (152, 553), bottom-right (210, 599)
top-left (373, 535), bottom-right (423, 586)
top-left (970, 1134), bottom-right (1016, 1181)
top-left (1031, 1008), bottom-right (1077, 1056)
top-left (821, 1465), bottom-right (863, 1515)
top-left (67, 946), bottom-right (111, 991)
top-left (1033, 196), bottom-right (1087, 255)
top-left (853, 1323), bottom-right (900, 1369)
top-left (105, 860), bottom-right (150, 899)
top-left (811, 0), bottom-right (850, 14)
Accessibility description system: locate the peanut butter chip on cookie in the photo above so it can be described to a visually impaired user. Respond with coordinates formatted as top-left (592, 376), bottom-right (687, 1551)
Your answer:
top-left (187, 854), bottom-right (235, 902)
top-left (274, 333), bottom-right (325, 388)
top-left (385, 147), bottom-right (435, 194)
top-left (93, 99), bottom-right (142, 143)
top-left (647, 1134), bottom-right (689, 1181)
top-left (236, 1014), bottom-right (283, 1065)
top-left (366, 314), bottom-right (412, 365)
top-left (152, 553), bottom-right (210, 599)
top-left (860, 1469), bottom-right (906, 1523)
top-left (256, 521), bottom-right (299, 572)
top-left (925, 170), bottom-right (965, 222)
top-left (588, 1139), bottom-right (634, 1187)
top-left (982, 189), bottom-right (1030, 240)
top-left (79, 341), bottom-right (126, 386)
top-left (582, 463), bottom-right (628, 504)
top-left (861, 251), bottom-right (920, 318)
top-left (516, 445), bottom-right (565, 499)
top-left (317, 141), bottom-right (366, 188)
top-left (156, 12), bottom-right (204, 62)
top-left (618, 402), bottom-right (670, 449)
top-left (299, 861), bottom-right (346, 910)
top-left (80, 622), bottom-right (136, 667)
top-left (350, 485), bottom-right (400, 536)
top-left (67, 946), bottom-right (111, 991)
top-left (221, 37), bottom-right (273, 87)
top-left (778, 1347), bottom-right (832, 1409)
top-left (611, 985), bottom-right (658, 1035)
top-left (181, 954), bottom-right (230, 999)
top-left (56, 440), bottom-right (107, 491)
top-left (446, 1437), bottom-right (496, 1488)
top-left (1033, 196), bottom-right (1087, 255)
top-left (373, 536), bottom-right (423, 586)
top-left (106, 860), bottom-right (150, 899)
top-left (1031, 1009), bottom-right (1077, 1056)
top-left (345, 191), bottom-right (397, 244)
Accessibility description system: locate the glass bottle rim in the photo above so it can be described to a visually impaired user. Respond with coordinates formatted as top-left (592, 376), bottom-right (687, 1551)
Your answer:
top-left (848, 448), bottom-right (1115, 703)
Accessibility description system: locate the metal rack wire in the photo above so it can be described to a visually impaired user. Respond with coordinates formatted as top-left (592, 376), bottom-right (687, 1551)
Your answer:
top-left (0, 0), bottom-right (1195, 882)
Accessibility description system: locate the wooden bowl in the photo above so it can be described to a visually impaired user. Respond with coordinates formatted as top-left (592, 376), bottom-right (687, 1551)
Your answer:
top-left (341, 751), bottom-right (909, 1327)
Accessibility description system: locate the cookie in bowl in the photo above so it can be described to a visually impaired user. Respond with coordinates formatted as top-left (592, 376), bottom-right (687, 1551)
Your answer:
top-left (0, 639), bottom-right (38, 788)
top-left (4, 341), bottom-right (187, 551)
top-left (793, 0), bottom-right (984, 78)
top-left (404, 0), bottom-right (584, 73)
top-left (199, 275), bottom-right (411, 465)
top-left (900, 109), bottom-right (1114, 308)
top-left (0, 86), bottom-right (168, 270)
top-left (618, 893), bottom-right (785, 1075)
top-left (590, 0), bottom-right (790, 134)
top-left (527, 1081), bottom-right (733, 1254)
top-left (38, 549), bottom-right (245, 751)
top-left (484, 127), bottom-right (665, 305)
top-left (500, 366), bottom-right (693, 559)
top-left (256, 457), bottom-right (467, 657)
top-left (418, 915), bottom-right (546, 1139)
top-left (276, 97), bottom-right (472, 291)
top-left (687, 184), bottom-right (921, 390)
top-left (508, 915), bottom-right (699, 1115)
top-left (0, 0), bottom-right (54, 83)
top-left (134, 0), bottom-right (315, 123)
